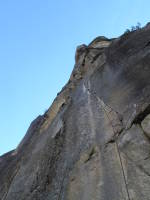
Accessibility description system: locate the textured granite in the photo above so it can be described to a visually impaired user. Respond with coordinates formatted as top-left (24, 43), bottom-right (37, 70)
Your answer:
top-left (1, 23), bottom-right (150, 200)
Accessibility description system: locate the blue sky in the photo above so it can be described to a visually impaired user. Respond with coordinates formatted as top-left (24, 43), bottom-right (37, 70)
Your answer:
top-left (0, 0), bottom-right (150, 155)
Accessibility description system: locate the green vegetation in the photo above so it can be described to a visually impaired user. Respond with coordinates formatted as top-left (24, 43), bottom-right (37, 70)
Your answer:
top-left (124, 22), bottom-right (141, 34)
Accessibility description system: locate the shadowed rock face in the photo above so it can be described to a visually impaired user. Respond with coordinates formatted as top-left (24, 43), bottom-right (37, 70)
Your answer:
top-left (1, 24), bottom-right (150, 200)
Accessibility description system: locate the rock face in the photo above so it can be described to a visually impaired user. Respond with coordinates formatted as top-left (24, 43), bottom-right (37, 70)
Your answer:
top-left (1, 24), bottom-right (150, 200)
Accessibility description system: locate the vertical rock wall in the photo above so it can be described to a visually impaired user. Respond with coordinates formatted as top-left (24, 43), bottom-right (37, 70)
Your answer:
top-left (1, 24), bottom-right (150, 199)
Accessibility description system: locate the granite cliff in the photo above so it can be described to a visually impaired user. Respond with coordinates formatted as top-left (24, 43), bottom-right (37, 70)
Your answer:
top-left (1, 23), bottom-right (150, 200)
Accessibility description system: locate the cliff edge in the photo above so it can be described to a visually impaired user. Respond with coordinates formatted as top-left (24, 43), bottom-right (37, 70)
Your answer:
top-left (1, 23), bottom-right (150, 200)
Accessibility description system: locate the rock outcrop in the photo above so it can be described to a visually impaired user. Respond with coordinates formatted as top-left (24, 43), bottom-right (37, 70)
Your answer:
top-left (1, 23), bottom-right (150, 200)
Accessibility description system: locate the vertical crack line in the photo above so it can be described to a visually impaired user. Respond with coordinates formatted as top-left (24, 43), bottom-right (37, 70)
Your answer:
top-left (85, 84), bottom-right (130, 200)
top-left (96, 96), bottom-right (131, 200)
top-left (84, 82), bottom-right (130, 199)
top-left (115, 140), bottom-right (131, 200)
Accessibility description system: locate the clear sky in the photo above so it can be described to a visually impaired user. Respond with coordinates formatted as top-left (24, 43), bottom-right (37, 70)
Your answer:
top-left (0, 0), bottom-right (150, 155)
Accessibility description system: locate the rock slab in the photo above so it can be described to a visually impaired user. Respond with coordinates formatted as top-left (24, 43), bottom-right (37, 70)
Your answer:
top-left (1, 24), bottom-right (150, 199)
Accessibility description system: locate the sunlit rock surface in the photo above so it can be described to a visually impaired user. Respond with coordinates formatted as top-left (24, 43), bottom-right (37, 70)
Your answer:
top-left (1, 23), bottom-right (150, 200)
